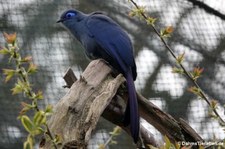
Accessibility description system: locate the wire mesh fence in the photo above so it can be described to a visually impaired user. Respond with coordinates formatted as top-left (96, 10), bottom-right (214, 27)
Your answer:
top-left (0, 0), bottom-right (225, 148)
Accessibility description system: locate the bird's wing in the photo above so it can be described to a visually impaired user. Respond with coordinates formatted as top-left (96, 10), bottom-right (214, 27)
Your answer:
top-left (86, 14), bottom-right (139, 142)
top-left (86, 14), bottom-right (135, 74)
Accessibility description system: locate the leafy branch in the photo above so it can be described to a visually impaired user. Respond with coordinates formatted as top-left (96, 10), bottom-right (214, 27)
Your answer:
top-left (128, 0), bottom-right (225, 125)
top-left (98, 126), bottom-right (122, 149)
top-left (0, 33), bottom-right (60, 149)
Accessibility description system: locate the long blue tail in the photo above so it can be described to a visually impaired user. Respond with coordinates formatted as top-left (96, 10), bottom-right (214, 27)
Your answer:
top-left (123, 70), bottom-right (139, 143)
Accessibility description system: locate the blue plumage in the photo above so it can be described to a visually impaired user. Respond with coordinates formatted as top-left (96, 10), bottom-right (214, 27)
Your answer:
top-left (57, 9), bottom-right (139, 143)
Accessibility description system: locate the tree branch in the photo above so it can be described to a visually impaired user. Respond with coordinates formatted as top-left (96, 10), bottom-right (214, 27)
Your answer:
top-left (186, 0), bottom-right (225, 21)
top-left (41, 59), bottom-right (203, 149)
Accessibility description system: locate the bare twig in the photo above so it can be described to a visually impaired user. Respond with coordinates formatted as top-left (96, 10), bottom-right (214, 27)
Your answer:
top-left (129, 0), bottom-right (225, 125)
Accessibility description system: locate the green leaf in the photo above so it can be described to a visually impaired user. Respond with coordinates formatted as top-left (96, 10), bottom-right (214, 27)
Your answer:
top-left (27, 63), bottom-right (37, 74)
top-left (0, 47), bottom-right (10, 55)
top-left (198, 145), bottom-right (205, 149)
top-left (32, 126), bottom-right (44, 135)
top-left (210, 99), bottom-right (218, 110)
top-left (21, 115), bottom-right (34, 133)
top-left (19, 102), bottom-right (33, 116)
top-left (11, 85), bottom-right (23, 95)
top-left (98, 144), bottom-right (105, 149)
top-left (21, 115), bottom-right (44, 135)
top-left (11, 79), bottom-right (26, 94)
top-left (21, 55), bottom-right (32, 63)
top-left (3, 69), bottom-right (16, 82)
top-left (172, 67), bottom-right (184, 74)
top-left (146, 17), bottom-right (157, 26)
top-left (24, 135), bottom-right (33, 149)
top-left (175, 142), bottom-right (180, 149)
top-left (36, 90), bottom-right (43, 100)
top-left (164, 136), bottom-right (171, 149)
top-left (24, 141), bottom-right (32, 149)
top-left (19, 106), bottom-right (30, 116)
top-left (110, 140), bottom-right (117, 145)
top-left (191, 67), bottom-right (204, 81)
top-left (129, 7), bottom-right (146, 19)
top-left (21, 102), bottom-right (34, 109)
top-left (33, 111), bottom-right (46, 126)
top-left (176, 52), bottom-right (185, 64)
top-left (109, 126), bottom-right (121, 136)
top-left (188, 86), bottom-right (203, 98)
top-left (54, 134), bottom-right (62, 145)
top-left (45, 104), bottom-right (53, 114)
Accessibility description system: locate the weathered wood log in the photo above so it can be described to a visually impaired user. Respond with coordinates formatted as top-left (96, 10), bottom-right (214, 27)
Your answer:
top-left (41, 59), bottom-right (203, 149)
top-left (42, 60), bottom-right (125, 148)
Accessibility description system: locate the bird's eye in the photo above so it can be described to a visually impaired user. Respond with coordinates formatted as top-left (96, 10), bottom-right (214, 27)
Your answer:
top-left (65, 12), bottom-right (76, 18)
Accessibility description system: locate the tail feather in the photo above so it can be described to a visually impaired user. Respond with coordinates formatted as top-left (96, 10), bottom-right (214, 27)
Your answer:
top-left (123, 70), bottom-right (139, 143)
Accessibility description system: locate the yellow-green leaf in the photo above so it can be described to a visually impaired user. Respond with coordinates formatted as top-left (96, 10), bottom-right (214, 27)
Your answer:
top-left (188, 86), bottom-right (203, 98)
top-left (164, 136), bottom-right (171, 149)
top-left (27, 63), bottom-right (37, 74)
top-left (98, 144), bottom-right (105, 149)
top-left (191, 67), bottom-right (204, 81)
top-left (172, 67), bottom-right (184, 74)
top-left (0, 47), bottom-right (10, 55)
top-left (19, 102), bottom-right (33, 116)
top-left (21, 115), bottom-right (34, 133)
top-left (3, 69), bottom-right (16, 82)
top-left (11, 79), bottom-right (27, 94)
top-left (210, 99), bottom-right (218, 110)
top-left (175, 142), bottom-right (180, 149)
top-left (129, 7), bottom-right (146, 19)
top-left (21, 55), bottom-right (32, 63)
top-left (24, 141), bottom-right (32, 149)
top-left (32, 126), bottom-right (44, 135)
top-left (110, 140), bottom-right (117, 144)
top-left (146, 17), bottom-right (157, 26)
top-left (176, 52), bottom-right (185, 64)
top-left (21, 102), bottom-right (33, 109)
top-left (109, 126), bottom-right (121, 136)
top-left (198, 145), bottom-right (204, 149)
top-left (54, 134), bottom-right (62, 145)
top-left (11, 84), bottom-right (23, 95)
top-left (24, 135), bottom-right (33, 149)
top-left (19, 107), bottom-right (30, 116)
top-left (36, 90), bottom-right (43, 100)
top-left (33, 111), bottom-right (46, 126)
top-left (45, 104), bottom-right (53, 114)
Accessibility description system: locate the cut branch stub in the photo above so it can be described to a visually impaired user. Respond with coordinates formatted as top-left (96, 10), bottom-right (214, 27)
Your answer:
top-left (63, 68), bottom-right (77, 88)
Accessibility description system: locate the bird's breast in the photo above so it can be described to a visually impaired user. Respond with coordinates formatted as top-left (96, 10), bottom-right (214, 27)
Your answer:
top-left (81, 36), bottom-right (99, 60)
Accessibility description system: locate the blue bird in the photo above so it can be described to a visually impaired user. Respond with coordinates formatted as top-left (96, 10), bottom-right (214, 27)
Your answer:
top-left (57, 9), bottom-right (139, 143)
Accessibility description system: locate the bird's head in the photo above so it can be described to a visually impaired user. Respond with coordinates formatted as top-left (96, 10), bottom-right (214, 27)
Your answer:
top-left (57, 9), bottom-right (85, 24)
top-left (57, 9), bottom-right (87, 40)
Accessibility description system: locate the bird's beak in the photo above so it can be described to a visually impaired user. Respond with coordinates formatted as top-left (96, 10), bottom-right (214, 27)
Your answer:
top-left (56, 19), bottom-right (63, 23)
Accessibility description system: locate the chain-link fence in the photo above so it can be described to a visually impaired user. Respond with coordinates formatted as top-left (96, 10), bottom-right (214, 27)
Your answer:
top-left (0, 0), bottom-right (225, 148)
